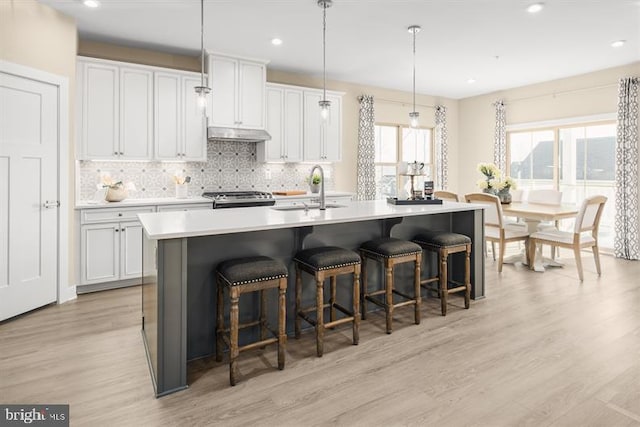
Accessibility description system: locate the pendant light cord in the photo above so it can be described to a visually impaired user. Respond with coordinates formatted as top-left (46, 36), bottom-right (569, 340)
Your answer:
top-left (200, 0), bottom-right (205, 88)
top-left (322, 2), bottom-right (327, 102)
top-left (412, 28), bottom-right (416, 113)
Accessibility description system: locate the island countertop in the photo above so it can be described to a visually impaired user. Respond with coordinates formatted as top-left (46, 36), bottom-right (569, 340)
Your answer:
top-left (138, 199), bottom-right (484, 240)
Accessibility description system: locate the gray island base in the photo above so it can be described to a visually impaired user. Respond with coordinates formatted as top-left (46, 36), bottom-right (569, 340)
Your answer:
top-left (138, 200), bottom-right (485, 397)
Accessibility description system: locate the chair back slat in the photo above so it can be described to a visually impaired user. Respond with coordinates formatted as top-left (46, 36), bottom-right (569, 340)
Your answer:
top-left (465, 193), bottom-right (503, 229)
top-left (574, 195), bottom-right (607, 234)
top-left (527, 189), bottom-right (562, 206)
top-left (433, 191), bottom-right (459, 202)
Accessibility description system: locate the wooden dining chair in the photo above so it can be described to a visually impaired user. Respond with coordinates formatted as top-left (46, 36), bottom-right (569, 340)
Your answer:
top-left (433, 190), bottom-right (459, 202)
top-left (528, 195), bottom-right (607, 282)
top-left (464, 193), bottom-right (530, 272)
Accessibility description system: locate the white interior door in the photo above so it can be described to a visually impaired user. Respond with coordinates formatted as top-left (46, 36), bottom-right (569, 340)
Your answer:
top-left (0, 71), bottom-right (59, 321)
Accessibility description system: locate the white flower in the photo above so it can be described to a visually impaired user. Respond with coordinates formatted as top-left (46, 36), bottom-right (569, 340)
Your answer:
top-left (476, 179), bottom-right (489, 189)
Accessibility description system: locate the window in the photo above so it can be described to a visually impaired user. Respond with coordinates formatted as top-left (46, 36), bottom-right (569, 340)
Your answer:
top-left (507, 121), bottom-right (616, 249)
top-left (374, 124), bottom-right (433, 199)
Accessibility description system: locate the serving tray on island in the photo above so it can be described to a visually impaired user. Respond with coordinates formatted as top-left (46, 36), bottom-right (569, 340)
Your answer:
top-left (387, 197), bottom-right (443, 205)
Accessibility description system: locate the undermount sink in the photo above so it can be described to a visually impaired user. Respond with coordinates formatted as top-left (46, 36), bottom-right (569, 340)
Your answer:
top-left (271, 204), bottom-right (347, 211)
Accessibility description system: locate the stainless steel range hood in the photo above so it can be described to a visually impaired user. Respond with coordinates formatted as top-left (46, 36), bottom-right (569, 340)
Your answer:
top-left (207, 126), bottom-right (271, 142)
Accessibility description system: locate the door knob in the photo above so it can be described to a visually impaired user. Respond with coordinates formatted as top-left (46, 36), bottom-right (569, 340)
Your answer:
top-left (43, 200), bottom-right (60, 209)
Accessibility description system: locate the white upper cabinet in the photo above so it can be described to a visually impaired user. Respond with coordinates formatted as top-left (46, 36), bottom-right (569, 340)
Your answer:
top-left (208, 54), bottom-right (267, 129)
top-left (79, 61), bottom-right (119, 159)
top-left (120, 67), bottom-right (154, 159)
top-left (303, 90), bottom-right (343, 162)
top-left (77, 57), bottom-right (207, 162)
top-left (258, 84), bottom-right (303, 162)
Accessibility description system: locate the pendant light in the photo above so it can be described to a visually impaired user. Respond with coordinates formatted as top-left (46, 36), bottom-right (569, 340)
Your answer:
top-left (408, 25), bottom-right (421, 128)
top-left (194, 0), bottom-right (211, 113)
top-left (318, 0), bottom-right (332, 122)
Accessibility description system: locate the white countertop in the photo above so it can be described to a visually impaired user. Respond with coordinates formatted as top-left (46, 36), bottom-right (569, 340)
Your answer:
top-left (139, 199), bottom-right (484, 240)
top-left (76, 196), bottom-right (212, 210)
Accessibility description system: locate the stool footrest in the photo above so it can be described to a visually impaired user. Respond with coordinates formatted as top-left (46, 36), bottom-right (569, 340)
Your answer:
top-left (239, 337), bottom-right (279, 353)
top-left (445, 285), bottom-right (468, 294)
top-left (298, 311), bottom-right (317, 327)
top-left (364, 289), bottom-right (417, 308)
top-left (393, 299), bottom-right (418, 308)
top-left (325, 317), bottom-right (356, 329)
top-left (332, 302), bottom-right (353, 317)
top-left (300, 303), bottom-right (331, 314)
top-left (420, 278), bottom-right (439, 285)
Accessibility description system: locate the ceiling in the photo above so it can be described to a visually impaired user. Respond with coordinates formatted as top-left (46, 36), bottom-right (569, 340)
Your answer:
top-left (42, 0), bottom-right (640, 99)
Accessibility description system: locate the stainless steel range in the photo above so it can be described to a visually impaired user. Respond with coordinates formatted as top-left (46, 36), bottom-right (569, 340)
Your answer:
top-left (202, 190), bottom-right (275, 209)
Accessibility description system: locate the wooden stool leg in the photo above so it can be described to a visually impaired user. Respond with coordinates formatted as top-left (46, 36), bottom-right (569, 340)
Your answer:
top-left (361, 256), bottom-right (368, 320)
top-left (229, 287), bottom-right (240, 386)
top-left (353, 266), bottom-right (360, 345)
top-left (440, 248), bottom-right (448, 316)
top-left (414, 252), bottom-right (421, 324)
top-left (330, 276), bottom-right (337, 324)
top-left (385, 259), bottom-right (394, 334)
top-left (260, 289), bottom-right (267, 345)
top-left (295, 266), bottom-right (302, 339)
top-left (216, 277), bottom-right (224, 362)
top-left (465, 244), bottom-right (471, 309)
top-left (316, 277), bottom-right (325, 357)
top-left (278, 278), bottom-right (287, 370)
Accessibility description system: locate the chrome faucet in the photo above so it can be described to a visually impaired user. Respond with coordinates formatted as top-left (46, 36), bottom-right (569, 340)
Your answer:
top-left (309, 165), bottom-right (325, 210)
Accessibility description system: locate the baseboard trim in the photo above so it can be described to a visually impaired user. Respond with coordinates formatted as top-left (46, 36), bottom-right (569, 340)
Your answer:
top-left (77, 279), bottom-right (141, 294)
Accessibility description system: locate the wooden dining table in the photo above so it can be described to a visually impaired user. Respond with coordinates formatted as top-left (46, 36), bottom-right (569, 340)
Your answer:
top-left (502, 201), bottom-right (580, 272)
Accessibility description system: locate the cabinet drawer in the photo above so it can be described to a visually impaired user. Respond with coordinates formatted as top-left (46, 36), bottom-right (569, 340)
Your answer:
top-left (81, 206), bottom-right (155, 224)
top-left (157, 203), bottom-right (212, 212)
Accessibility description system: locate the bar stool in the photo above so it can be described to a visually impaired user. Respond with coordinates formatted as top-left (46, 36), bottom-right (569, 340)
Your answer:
top-left (215, 256), bottom-right (288, 386)
top-left (359, 237), bottom-right (422, 334)
top-left (412, 231), bottom-right (472, 316)
top-left (294, 246), bottom-right (361, 357)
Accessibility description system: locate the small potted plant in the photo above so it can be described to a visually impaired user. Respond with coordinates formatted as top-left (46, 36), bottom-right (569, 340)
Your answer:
top-left (102, 177), bottom-right (128, 202)
top-left (306, 173), bottom-right (322, 193)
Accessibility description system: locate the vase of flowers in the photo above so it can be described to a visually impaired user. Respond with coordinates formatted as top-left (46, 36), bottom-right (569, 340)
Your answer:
top-left (496, 176), bottom-right (517, 204)
top-left (476, 163), bottom-right (501, 195)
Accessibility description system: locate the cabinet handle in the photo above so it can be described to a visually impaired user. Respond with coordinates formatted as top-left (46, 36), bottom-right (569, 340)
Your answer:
top-left (121, 228), bottom-right (125, 232)
top-left (118, 213), bottom-right (123, 217)
top-left (114, 151), bottom-right (119, 156)
top-left (119, 152), bottom-right (124, 156)
top-left (115, 229), bottom-right (119, 233)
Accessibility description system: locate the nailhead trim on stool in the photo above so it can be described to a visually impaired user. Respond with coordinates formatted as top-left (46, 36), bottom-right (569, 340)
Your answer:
top-left (413, 231), bottom-right (472, 316)
top-left (294, 246), bottom-right (361, 357)
top-left (215, 256), bottom-right (288, 386)
top-left (359, 238), bottom-right (422, 334)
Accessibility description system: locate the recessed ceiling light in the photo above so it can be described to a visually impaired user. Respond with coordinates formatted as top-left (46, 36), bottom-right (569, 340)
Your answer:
top-left (467, 78), bottom-right (476, 84)
top-left (271, 38), bottom-right (283, 46)
top-left (611, 40), bottom-right (626, 48)
top-left (83, 0), bottom-right (100, 7)
top-left (526, 3), bottom-right (544, 13)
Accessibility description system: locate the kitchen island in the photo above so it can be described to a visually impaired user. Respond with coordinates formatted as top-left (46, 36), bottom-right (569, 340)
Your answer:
top-left (138, 199), bottom-right (485, 396)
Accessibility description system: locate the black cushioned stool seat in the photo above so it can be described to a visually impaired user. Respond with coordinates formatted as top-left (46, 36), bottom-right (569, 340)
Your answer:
top-left (359, 238), bottom-right (422, 334)
top-left (413, 231), bottom-right (472, 316)
top-left (293, 246), bottom-right (361, 357)
top-left (215, 256), bottom-right (288, 386)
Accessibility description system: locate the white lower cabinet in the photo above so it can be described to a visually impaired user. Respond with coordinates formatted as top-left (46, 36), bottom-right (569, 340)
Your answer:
top-left (78, 202), bottom-right (211, 289)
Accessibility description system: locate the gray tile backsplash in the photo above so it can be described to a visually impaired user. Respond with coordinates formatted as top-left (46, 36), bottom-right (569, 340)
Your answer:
top-left (78, 140), bottom-right (334, 200)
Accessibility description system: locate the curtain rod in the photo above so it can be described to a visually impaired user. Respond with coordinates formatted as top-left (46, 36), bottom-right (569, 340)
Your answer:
top-left (367, 96), bottom-right (436, 109)
top-left (499, 82), bottom-right (618, 105)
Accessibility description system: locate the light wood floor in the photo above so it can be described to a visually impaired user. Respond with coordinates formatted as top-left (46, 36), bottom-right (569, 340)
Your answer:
top-left (1, 252), bottom-right (639, 426)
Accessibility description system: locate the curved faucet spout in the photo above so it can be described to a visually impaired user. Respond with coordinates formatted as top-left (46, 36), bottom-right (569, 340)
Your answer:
top-left (309, 165), bottom-right (326, 210)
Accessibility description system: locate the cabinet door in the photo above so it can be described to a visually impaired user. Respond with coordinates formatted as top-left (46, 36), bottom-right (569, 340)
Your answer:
top-left (81, 223), bottom-right (119, 284)
top-left (238, 61), bottom-right (265, 129)
top-left (261, 86), bottom-right (284, 162)
top-left (284, 88), bottom-right (304, 162)
top-left (181, 75), bottom-right (207, 161)
top-left (154, 72), bottom-right (181, 159)
top-left (120, 222), bottom-right (143, 280)
top-left (120, 67), bottom-right (153, 159)
top-left (323, 94), bottom-right (342, 162)
top-left (209, 56), bottom-right (238, 127)
top-left (81, 62), bottom-right (119, 159)
top-left (303, 91), bottom-right (323, 162)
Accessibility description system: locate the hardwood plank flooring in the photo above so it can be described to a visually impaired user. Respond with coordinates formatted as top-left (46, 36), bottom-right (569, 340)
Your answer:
top-left (1, 252), bottom-right (639, 426)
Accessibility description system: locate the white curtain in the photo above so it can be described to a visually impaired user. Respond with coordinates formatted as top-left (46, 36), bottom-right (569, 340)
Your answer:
top-left (493, 100), bottom-right (507, 172)
top-left (434, 105), bottom-right (448, 189)
top-left (356, 95), bottom-right (376, 200)
top-left (614, 77), bottom-right (640, 260)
